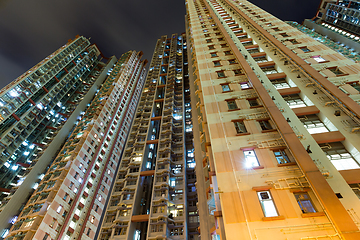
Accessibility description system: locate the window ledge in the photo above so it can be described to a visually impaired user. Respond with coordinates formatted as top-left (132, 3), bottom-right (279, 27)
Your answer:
top-left (222, 90), bottom-right (233, 93)
top-left (228, 108), bottom-right (240, 112)
top-left (261, 129), bottom-right (277, 133)
top-left (277, 162), bottom-right (297, 167)
top-left (251, 165), bottom-right (264, 170)
top-left (301, 212), bottom-right (325, 218)
top-left (335, 73), bottom-right (349, 77)
top-left (262, 215), bottom-right (285, 221)
top-left (236, 132), bottom-right (251, 136)
top-left (250, 105), bottom-right (263, 109)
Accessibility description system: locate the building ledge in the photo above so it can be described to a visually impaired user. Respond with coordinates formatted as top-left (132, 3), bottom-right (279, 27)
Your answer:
top-left (277, 162), bottom-right (297, 167)
top-left (301, 212), bottom-right (325, 218)
top-left (262, 215), bottom-right (285, 221)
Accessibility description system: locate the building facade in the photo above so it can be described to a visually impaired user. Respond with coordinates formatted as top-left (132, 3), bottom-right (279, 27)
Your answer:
top-left (3, 42), bottom-right (147, 239)
top-left (3, 0), bottom-right (360, 239)
top-left (98, 33), bottom-right (200, 240)
top-left (0, 35), bottom-right (118, 236)
top-left (185, 0), bottom-right (360, 240)
top-left (298, 0), bottom-right (360, 61)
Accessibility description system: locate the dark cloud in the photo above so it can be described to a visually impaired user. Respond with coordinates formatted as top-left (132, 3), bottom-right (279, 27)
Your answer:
top-left (0, 0), bottom-right (319, 90)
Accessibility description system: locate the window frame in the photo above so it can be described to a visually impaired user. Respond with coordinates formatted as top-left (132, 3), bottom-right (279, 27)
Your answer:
top-left (233, 120), bottom-right (248, 135)
top-left (257, 190), bottom-right (279, 217)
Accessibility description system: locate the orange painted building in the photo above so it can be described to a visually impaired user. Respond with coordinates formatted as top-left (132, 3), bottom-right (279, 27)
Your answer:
top-left (185, 0), bottom-right (360, 239)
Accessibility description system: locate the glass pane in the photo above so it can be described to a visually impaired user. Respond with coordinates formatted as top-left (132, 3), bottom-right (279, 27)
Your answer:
top-left (244, 150), bottom-right (259, 168)
top-left (261, 200), bottom-right (278, 217)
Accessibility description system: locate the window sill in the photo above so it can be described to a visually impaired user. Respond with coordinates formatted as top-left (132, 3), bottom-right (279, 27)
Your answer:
top-left (236, 132), bottom-right (251, 136)
top-left (250, 105), bottom-right (263, 109)
top-left (261, 129), bottom-right (277, 133)
top-left (301, 212), bottom-right (325, 218)
top-left (335, 73), bottom-right (349, 77)
top-left (228, 108), bottom-right (240, 112)
top-left (222, 90), bottom-right (233, 93)
top-left (262, 215), bottom-right (285, 221)
top-left (277, 162), bottom-right (297, 167)
top-left (251, 165), bottom-right (264, 170)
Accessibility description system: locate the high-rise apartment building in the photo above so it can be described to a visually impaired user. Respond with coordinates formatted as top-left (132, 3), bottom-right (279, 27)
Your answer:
top-left (0, 35), bottom-right (117, 234)
top-left (184, 0), bottom-right (360, 240)
top-left (3, 0), bottom-right (360, 239)
top-left (294, 0), bottom-right (360, 61)
top-left (2, 38), bottom-right (147, 239)
top-left (98, 33), bottom-right (200, 240)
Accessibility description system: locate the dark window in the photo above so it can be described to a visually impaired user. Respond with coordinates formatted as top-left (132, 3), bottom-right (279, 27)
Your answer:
top-left (210, 52), bottom-right (218, 57)
top-left (213, 61), bottom-right (221, 66)
top-left (217, 71), bottom-right (225, 78)
top-left (208, 45), bottom-right (215, 50)
top-left (289, 39), bottom-right (300, 44)
top-left (233, 121), bottom-right (247, 134)
top-left (259, 120), bottom-right (272, 130)
top-left (328, 67), bottom-right (345, 76)
top-left (233, 69), bottom-right (243, 75)
top-left (227, 100), bottom-right (238, 110)
top-left (248, 99), bottom-right (260, 107)
top-left (228, 59), bottom-right (236, 64)
top-left (300, 46), bottom-right (311, 53)
top-left (224, 51), bottom-right (232, 55)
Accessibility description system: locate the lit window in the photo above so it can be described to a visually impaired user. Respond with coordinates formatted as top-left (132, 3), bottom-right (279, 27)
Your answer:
top-left (240, 82), bottom-right (250, 89)
top-left (243, 150), bottom-right (259, 168)
top-left (257, 191), bottom-right (278, 217)
top-left (283, 94), bottom-right (306, 108)
top-left (300, 114), bottom-right (329, 134)
top-left (273, 149), bottom-right (291, 164)
top-left (56, 205), bottom-right (62, 213)
top-left (294, 192), bottom-right (316, 213)
top-left (221, 84), bottom-right (230, 92)
top-left (320, 142), bottom-right (359, 170)
top-left (312, 56), bottom-right (327, 63)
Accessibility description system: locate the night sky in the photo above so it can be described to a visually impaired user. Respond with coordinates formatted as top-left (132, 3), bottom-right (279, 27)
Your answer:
top-left (0, 0), bottom-right (320, 90)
